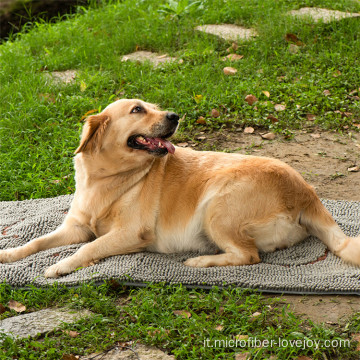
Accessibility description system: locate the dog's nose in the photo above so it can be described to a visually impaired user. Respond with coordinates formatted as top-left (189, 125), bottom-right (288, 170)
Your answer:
top-left (166, 112), bottom-right (179, 124)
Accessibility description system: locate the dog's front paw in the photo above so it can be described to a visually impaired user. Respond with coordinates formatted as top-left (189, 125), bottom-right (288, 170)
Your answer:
top-left (184, 256), bottom-right (209, 268)
top-left (0, 249), bottom-right (18, 263)
top-left (44, 259), bottom-right (76, 278)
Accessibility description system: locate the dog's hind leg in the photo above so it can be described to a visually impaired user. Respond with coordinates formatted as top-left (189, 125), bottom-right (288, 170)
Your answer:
top-left (184, 207), bottom-right (260, 268)
top-left (0, 216), bottom-right (92, 263)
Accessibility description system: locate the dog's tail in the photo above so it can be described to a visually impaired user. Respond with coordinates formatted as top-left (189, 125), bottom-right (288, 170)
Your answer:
top-left (300, 197), bottom-right (360, 266)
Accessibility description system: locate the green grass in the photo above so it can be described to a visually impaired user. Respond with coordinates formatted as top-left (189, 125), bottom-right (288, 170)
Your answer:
top-left (0, 1), bottom-right (360, 359)
top-left (1, 282), bottom-right (359, 359)
top-left (0, 0), bottom-right (359, 201)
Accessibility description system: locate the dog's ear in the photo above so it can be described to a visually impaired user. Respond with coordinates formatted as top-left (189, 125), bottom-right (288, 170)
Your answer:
top-left (75, 113), bottom-right (111, 154)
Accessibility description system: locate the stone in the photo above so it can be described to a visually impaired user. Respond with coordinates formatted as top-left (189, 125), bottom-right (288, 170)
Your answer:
top-left (0, 307), bottom-right (92, 339)
top-left (121, 51), bottom-right (178, 67)
top-left (82, 344), bottom-right (175, 360)
top-left (288, 7), bottom-right (360, 23)
top-left (44, 70), bottom-right (78, 84)
top-left (195, 24), bottom-right (257, 42)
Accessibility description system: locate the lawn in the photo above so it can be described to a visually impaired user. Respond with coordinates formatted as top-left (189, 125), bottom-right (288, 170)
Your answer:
top-left (0, 0), bottom-right (359, 359)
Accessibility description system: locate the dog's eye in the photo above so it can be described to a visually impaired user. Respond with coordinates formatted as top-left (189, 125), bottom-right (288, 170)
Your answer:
top-left (131, 106), bottom-right (143, 113)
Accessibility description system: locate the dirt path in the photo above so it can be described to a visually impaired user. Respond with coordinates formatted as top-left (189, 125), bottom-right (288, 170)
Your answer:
top-left (184, 129), bottom-right (360, 201)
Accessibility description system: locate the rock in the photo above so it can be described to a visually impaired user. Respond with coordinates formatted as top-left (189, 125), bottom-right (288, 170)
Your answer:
top-left (121, 51), bottom-right (178, 67)
top-left (0, 307), bottom-right (92, 339)
top-left (288, 7), bottom-right (360, 23)
top-left (195, 24), bottom-right (257, 41)
top-left (44, 70), bottom-right (79, 84)
top-left (82, 344), bottom-right (175, 360)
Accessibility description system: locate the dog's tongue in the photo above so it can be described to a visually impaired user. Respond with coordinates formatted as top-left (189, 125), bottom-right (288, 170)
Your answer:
top-left (153, 137), bottom-right (175, 154)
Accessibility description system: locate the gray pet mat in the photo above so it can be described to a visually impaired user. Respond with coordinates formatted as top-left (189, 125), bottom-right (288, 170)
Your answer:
top-left (0, 195), bottom-right (359, 294)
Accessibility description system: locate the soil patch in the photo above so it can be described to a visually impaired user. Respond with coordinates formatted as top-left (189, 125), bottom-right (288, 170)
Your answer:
top-left (266, 295), bottom-right (360, 325)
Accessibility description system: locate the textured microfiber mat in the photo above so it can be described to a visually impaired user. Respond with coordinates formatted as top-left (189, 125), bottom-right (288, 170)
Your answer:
top-left (0, 195), bottom-right (359, 294)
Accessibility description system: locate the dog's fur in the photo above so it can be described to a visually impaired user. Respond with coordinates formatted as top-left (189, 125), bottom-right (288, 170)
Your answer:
top-left (1, 99), bottom-right (359, 277)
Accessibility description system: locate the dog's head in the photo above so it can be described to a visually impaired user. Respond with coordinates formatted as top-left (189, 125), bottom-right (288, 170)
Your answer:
top-left (75, 99), bottom-right (179, 158)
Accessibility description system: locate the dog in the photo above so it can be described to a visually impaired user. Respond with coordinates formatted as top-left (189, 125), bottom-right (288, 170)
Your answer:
top-left (1, 99), bottom-right (359, 277)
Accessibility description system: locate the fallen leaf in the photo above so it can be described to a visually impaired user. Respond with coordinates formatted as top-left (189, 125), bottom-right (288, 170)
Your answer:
top-left (148, 329), bottom-right (161, 336)
top-left (222, 54), bottom-right (244, 61)
top-left (177, 142), bottom-right (188, 147)
top-left (310, 133), bottom-right (321, 139)
top-left (352, 333), bottom-right (360, 351)
top-left (296, 357), bottom-right (312, 360)
top-left (226, 42), bottom-right (238, 52)
top-left (245, 94), bottom-right (258, 105)
top-left (267, 115), bottom-right (279, 123)
top-left (211, 109), bottom-right (220, 118)
top-left (354, 124), bottom-right (360, 129)
top-left (235, 352), bottom-right (251, 360)
top-left (323, 89), bottom-right (331, 96)
top-left (349, 89), bottom-right (358, 95)
top-left (343, 112), bottom-right (353, 117)
top-left (63, 330), bottom-right (80, 338)
top-left (261, 132), bottom-right (276, 140)
top-left (244, 127), bottom-right (254, 134)
top-left (333, 70), bottom-right (342, 77)
top-left (196, 116), bottom-right (206, 124)
top-left (262, 90), bottom-right (270, 98)
top-left (81, 109), bottom-right (98, 121)
top-left (194, 94), bottom-right (203, 103)
top-left (274, 104), bottom-right (286, 111)
top-left (173, 310), bottom-right (191, 318)
top-left (215, 325), bottom-right (224, 331)
top-left (277, 76), bottom-right (286, 82)
top-left (235, 334), bottom-right (249, 340)
top-left (306, 114), bottom-right (316, 121)
top-left (348, 166), bottom-right (359, 172)
top-left (8, 300), bottom-right (26, 313)
top-left (285, 33), bottom-right (304, 46)
top-left (80, 80), bottom-right (87, 92)
top-left (0, 303), bottom-right (6, 314)
top-left (251, 311), bottom-right (261, 318)
top-left (197, 136), bottom-right (206, 140)
top-left (62, 355), bottom-right (78, 360)
top-left (223, 67), bottom-right (237, 75)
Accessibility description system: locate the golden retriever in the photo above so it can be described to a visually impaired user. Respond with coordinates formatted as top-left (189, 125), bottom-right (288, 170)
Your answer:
top-left (1, 99), bottom-right (359, 277)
